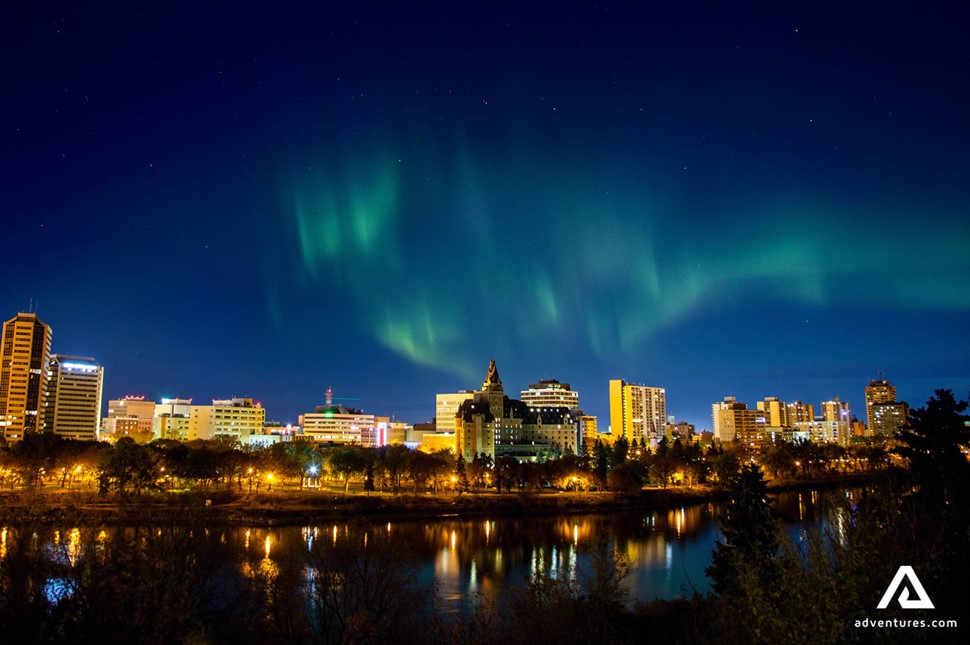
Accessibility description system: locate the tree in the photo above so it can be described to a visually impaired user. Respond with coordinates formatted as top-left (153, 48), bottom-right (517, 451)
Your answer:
top-left (607, 462), bottom-right (643, 494)
top-left (327, 447), bottom-right (366, 494)
top-left (895, 389), bottom-right (970, 494)
top-left (611, 436), bottom-right (629, 466)
top-left (97, 437), bottom-right (157, 496)
top-left (454, 454), bottom-right (470, 496)
top-left (362, 459), bottom-right (375, 493)
top-left (9, 432), bottom-right (62, 490)
top-left (649, 455), bottom-right (678, 489)
top-left (711, 450), bottom-right (740, 486)
top-left (707, 465), bottom-right (779, 596)
top-left (592, 441), bottom-right (609, 489)
top-left (893, 389), bottom-right (970, 617)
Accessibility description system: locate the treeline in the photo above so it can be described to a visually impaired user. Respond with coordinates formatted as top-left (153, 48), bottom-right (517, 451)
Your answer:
top-left (0, 429), bottom-right (892, 498)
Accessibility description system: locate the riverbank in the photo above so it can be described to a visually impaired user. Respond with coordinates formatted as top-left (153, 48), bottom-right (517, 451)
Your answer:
top-left (0, 471), bottom-right (883, 526)
top-left (0, 485), bottom-right (737, 526)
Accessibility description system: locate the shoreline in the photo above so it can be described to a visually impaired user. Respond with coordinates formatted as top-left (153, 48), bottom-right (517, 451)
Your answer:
top-left (0, 471), bottom-right (882, 526)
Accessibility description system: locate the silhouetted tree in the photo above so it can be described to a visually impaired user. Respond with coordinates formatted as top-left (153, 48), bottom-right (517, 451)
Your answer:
top-left (707, 464), bottom-right (779, 596)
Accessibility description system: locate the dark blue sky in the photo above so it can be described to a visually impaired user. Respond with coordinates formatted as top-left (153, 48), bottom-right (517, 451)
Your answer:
top-left (3, 2), bottom-right (969, 430)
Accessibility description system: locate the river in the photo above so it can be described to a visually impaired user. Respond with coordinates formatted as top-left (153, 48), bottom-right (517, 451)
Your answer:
top-left (0, 489), bottom-right (856, 613)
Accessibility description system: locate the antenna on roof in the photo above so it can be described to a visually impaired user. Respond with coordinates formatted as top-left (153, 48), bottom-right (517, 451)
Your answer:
top-left (27, 298), bottom-right (34, 313)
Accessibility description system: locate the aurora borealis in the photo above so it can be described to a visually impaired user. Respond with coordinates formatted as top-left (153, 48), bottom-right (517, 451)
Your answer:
top-left (3, 2), bottom-right (969, 428)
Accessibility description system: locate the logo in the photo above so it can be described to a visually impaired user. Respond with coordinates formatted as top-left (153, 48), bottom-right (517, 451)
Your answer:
top-left (877, 566), bottom-right (935, 610)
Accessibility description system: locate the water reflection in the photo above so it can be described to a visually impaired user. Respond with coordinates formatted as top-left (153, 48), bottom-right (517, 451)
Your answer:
top-left (0, 490), bottom-right (857, 610)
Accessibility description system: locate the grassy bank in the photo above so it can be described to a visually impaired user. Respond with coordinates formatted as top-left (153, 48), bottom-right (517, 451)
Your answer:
top-left (0, 486), bottom-right (732, 526)
top-left (0, 471), bottom-right (884, 526)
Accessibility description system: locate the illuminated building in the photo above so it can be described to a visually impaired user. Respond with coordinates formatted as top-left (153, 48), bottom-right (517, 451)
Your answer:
top-left (609, 379), bottom-right (666, 447)
top-left (793, 420), bottom-right (840, 444)
top-left (300, 400), bottom-right (376, 446)
top-left (757, 397), bottom-right (789, 427)
top-left (865, 378), bottom-right (906, 437)
top-left (101, 395), bottom-right (155, 442)
top-left (190, 397), bottom-right (265, 441)
top-left (821, 397), bottom-right (852, 446)
top-left (456, 360), bottom-right (579, 461)
top-left (786, 400), bottom-right (815, 425)
top-left (435, 391), bottom-right (474, 434)
top-left (711, 397), bottom-right (766, 444)
top-left (520, 379), bottom-right (580, 408)
top-left (579, 415), bottom-right (598, 453)
top-left (0, 312), bottom-right (53, 441)
top-left (153, 397), bottom-right (192, 441)
top-left (43, 355), bottom-right (103, 441)
top-left (666, 420), bottom-right (695, 442)
top-left (870, 401), bottom-right (909, 439)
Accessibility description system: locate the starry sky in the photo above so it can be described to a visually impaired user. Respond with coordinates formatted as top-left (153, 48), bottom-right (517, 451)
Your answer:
top-left (3, 2), bottom-right (969, 430)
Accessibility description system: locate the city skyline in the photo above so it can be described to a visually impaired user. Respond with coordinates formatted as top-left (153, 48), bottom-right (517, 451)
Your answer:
top-left (3, 3), bottom-right (969, 431)
top-left (0, 310), bottom-right (928, 434)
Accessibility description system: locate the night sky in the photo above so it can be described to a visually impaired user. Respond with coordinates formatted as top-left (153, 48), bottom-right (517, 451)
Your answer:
top-left (3, 2), bottom-right (969, 430)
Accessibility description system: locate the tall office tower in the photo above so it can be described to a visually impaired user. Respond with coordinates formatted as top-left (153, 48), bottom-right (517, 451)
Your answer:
top-left (712, 397), bottom-right (766, 444)
top-left (757, 396), bottom-right (789, 427)
top-left (821, 397), bottom-right (852, 446)
top-left (865, 379), bottom-right (897, 435)
top-left (520, 379), bottom-right (580, 409)
top-left (44, 355), bottom-right (104, 441)
top-left (609, 379), bottom-right (667, 447)
top-left (0, 312), bottom-right (53, 441)
top-left (435, 391), bottom-right (475, 434)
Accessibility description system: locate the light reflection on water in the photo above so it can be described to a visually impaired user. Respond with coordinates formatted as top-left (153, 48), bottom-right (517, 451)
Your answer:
top-left (0, 490), bottom-right (854, 609)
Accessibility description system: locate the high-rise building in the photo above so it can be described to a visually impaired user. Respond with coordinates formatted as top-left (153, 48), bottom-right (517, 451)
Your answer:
top-left (0, 312), bottom-right (53, 441)
top-left (786, 400), bottom-right (815, 425)
top-left (821, 397), bottom-right (852, 446)
top-left (865, 379), bottom-right (900, 436)
top-left (609, 379), bottom-right (666, 447)
top-left (712, 397), bottom-right (766, 444)
top-left (43, 355), bottom-right (103, 441)
top-left (520, 379), bottom-right (580, 409)
top-left (757, 397), bottom-right (789, 427)
top-left (870, 401), bottom-right (909, 439)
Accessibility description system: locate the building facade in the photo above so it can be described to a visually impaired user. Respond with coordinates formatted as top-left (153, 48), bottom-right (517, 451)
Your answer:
top-left (821, 397), bottom-right (852, 446)
top-left (300, 405), bottom-right (376, 446)
top-left (456, 360), bottom-right (579, 461)
top-left (712, 397), bottom-right (766, 444)
top-left (189, 397), bottom-right (265, 441)
top-left (0, 312), bottom-right (53, 441)
top-left (44, 355), bottom-right (103, 441)
top-left (520, 379), bottom-right (580, 409)
top-left (609, 379), bottom-right (666, 447)
top-left (102, 395), bottom-right (156, 442)
top-left (435, 391), bottom-right (475, 434)
top-left (865, 379), bottom-right (906, 437)
top-left (153, 397), bottom-right (192, 441)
